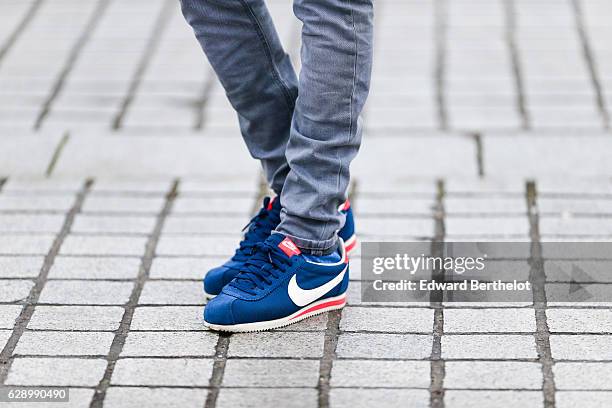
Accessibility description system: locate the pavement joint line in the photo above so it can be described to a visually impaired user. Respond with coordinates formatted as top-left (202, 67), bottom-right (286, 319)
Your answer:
top-left (10, 354), bottom-right (612, 363)
top-left (0, 0), bottom-right (45, 68)
top-left (194, 67), bottom-right (218, 130)
top-left (526, 181), bottom-right (557, 408)
top-left (434, 0), bottom-right (448, 131)
top-left (316, 179), bottom-right (357, 408)
top-left (570, 0), bottom-right (610, 130)
top-left (502, 0), bottom-right (531, 130)
top-left (204, 334), bottom-right (230, 408)
top-left (430, 179), bottom-right (446, 408)
top-left (112, 0), bottom-right (175, 130)
top-left (203, 175), bottom-right (267, 408)
top-left (45, 131), bottom-right (70, 177)
top-left (317, 309), bottom-right (342, 408)
top-left (16, 328), bottom-right (612, 336)
top-left (0, 179), bottom-right (93, 384)
top-left (0, 383), bottom-right (597, 392)
top-left (89, 179), bottom-right (179, 408)
top-left (472, 132), bottom-right (484, 178)
top-left (0, 177), bottom-right (7, 193)
top-left (33, 0), bottom-right (112, 130)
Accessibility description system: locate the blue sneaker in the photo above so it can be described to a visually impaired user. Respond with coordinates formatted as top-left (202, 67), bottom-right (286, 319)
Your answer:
top-left (338, 199), bottom-right (357, 253)
top-left (203, 197), bottom-right (357, 298)
top-left (203, 197), bottom-right (281, 298)
top-left (203, 233), bottom-right (349, 332)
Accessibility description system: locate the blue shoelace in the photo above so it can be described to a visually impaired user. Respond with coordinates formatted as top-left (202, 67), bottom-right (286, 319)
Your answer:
top-left (229, 240), bottom-right (293, 295)
top-left (231, 200), bottom-right (281, 263)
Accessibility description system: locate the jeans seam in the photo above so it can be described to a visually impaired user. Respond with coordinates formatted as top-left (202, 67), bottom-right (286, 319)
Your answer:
top-left (237, 0), bottom-right (296, 112)
top-left (321, 0), bottom-right (359, 243)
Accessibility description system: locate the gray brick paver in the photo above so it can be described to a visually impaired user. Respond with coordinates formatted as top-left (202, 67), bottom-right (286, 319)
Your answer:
top-left (105, 387), bottom-right (208, 408)
top-left (442, 335), bottom-right (537, 359)
top-left (445, 361), bottom-right (542, 389)
top-left (82, 196), bottom-right (165, 213)
top-left (6, 358), bottom-right (108, 386)
top-left (163, 216), bottom-right (248, 234)
top-left (130, 306), bottom-right (204, 331)
top-left (222, 359), bottom-right (319, 387)
top-left (0, 256), bottom-right (44, 278)
top-left (155, 235), bottom-right (239, 257)
top-left (49, 256), bottom-right (141, 280)
top-left (228, 332), bottom-right (324, 358)
top-left (1, 179), bottom-right (83, 193)
top-left (121, 331), bottom-right (217, 357)
top-left (330, 389), bottom-right (429, 408)
top-left (0, 235), bottom-right (56, 255)
top-left (0, 280), bottom-right (35, 303)
top-left (140, 281), bottom-right (205, 305)
top-left (71, 214), bottom-right (156, 234)
top-left (556, 391), bottom-right (612, 408)
top-left (111, 358), bottom-right (213, 386)
top-left (28, 306), bottom-right (125, 330)
top-left (38, 280), bottom-right (134, 305)
top-left (0, 214), bottom-right (65, 233)
top-left (172, 196), bottom-right (253, 214)
top-left (90, 180), bottom-right (172, 194)
top-left (336, 333), bottom-right (432, 359)
top-left (547, 309), bottom-right (612, 333)
top-left (331, 360), bottom-right (430, 388)
top-left (444, 308), bottom-right (536, 333)
top-left (59, 235), bottom-right (148, 256)
top-left (340, 306), bottom-right (433, 333)
top-left (14, 331), bottom-right (115, 356)
top-left (554, 362), bottom-right (612, 390)
top-left (0, 305), bottom-right (23, 329)
top-left (550, 335), bottom-right (612, 360)
top-left (0, 330), bottom-right (11, 351)
top-left (0, 195), bottom-right (75, 212)
top-left (444, 390), bottom-right (543, 408)
top-left (149, 256), bottom-right (227, 279)
top-left (217, 388), bottom-right (317, 408)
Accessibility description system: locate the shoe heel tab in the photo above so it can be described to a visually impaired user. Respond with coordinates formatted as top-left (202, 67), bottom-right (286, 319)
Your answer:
top-left (266, 196), bottom-right (277, 211)
top-left (338, 200), bottom-right (351, 212)
top-left (338, 238), bottom-right (348, 264)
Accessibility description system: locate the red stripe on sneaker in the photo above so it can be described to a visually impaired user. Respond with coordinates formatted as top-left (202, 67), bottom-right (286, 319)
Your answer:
top-left (341, 199), bottom-right (350, 211)
top-left (267, 196), bottom-right (276, 211)
top-left (289, 297), bottom-right (346, 320)
top-left (345, 238), bottom-right (357, 253)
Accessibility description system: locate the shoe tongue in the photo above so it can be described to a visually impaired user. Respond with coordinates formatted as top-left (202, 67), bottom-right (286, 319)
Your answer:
top-left (266, 234), bottom-right (301, 258)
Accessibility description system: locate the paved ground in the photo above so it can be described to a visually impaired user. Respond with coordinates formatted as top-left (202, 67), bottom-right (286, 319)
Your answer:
top-left (0, 0), bottom-right (612, 407)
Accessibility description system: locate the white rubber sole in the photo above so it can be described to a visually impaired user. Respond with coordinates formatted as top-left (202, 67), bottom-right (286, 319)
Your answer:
top-left (204, 293), bottom-right (347, 332)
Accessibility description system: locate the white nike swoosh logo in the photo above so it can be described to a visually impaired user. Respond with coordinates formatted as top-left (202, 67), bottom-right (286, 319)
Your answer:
top-left (288, 265), bottom-right (347, 307)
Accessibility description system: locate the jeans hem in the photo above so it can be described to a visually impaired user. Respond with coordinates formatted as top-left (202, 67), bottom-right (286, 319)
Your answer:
top-left (272, 230), bottom-right (338, 256)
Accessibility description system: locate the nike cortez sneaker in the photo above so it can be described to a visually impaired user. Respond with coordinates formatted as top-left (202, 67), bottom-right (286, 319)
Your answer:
top-left (203, 197), bottom-right (357, 298)
top-left (203, 196), bottom-right (281, 298)
top-left (203, 233), bottom-right (349, 332)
